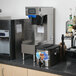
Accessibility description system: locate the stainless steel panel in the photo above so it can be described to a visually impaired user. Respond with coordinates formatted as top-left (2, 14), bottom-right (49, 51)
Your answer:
top-left (21, 44), bottom-right (35, 54)
top-left (0, 20), bottom-right (10, 55)
top-left (0, 38), bottom-right (9, 54)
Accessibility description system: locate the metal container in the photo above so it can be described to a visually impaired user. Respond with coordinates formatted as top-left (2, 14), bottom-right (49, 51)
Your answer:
top-left (36, 44), bottom-right (60, 67)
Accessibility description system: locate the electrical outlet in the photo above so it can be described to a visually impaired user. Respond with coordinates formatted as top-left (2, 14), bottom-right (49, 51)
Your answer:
top-left (0, 9), bottom-right (2, 13)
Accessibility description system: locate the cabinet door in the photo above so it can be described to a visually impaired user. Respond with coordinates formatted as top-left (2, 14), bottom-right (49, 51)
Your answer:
top-left (13, 66), bottom-right (27, 76)
top-left (3, 64), bottom-right (27, 76)
top-left (3, 64), bottom-right (14, 76)
top-left (28, 69), bottom-right (62, 76)
top-left (0, 64), bottom-right (2, 76)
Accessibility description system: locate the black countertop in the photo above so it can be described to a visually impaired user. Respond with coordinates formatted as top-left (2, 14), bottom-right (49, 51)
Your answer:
top-left (0, 55), bottom-right (76, 76)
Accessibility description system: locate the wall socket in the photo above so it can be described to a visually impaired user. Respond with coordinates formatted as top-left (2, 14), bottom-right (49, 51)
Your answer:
top-left (0, 9), bottom-right (2, 13)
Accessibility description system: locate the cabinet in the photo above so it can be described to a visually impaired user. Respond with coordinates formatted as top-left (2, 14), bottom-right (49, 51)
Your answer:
top-left (28, 69), bottom-right (61, 76)
top-left (0, 64), bottom-right (61, 76)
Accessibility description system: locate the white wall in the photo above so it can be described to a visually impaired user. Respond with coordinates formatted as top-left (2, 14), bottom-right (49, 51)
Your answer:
top-left (0, 0), bottom-right (76, 44)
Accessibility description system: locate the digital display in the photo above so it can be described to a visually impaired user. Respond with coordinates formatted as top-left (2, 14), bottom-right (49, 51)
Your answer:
top-left (28, 8), bottom-right (36, 14)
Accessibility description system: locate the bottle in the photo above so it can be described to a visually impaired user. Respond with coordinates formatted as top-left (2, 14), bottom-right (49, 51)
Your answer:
top-left (73, 8), bottom-right (76, 29)
top-left (73, 16), bottom-right (76, 25)
top-left (67, 8), bottom-right (73, 33)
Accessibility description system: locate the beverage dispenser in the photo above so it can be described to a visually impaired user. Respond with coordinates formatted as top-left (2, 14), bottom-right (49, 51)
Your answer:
top-left (21, 7), bottom-right (55, 62)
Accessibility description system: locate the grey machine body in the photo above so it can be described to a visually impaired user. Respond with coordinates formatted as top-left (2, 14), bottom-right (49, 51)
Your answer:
top-left (21, 7), bottom-right (55, 62)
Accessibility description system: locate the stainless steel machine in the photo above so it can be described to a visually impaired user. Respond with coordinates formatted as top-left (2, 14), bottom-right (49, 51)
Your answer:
top-left (21, 7), bottom-right (55, 62)
top-left (0, 17), bottom-right (26, 59)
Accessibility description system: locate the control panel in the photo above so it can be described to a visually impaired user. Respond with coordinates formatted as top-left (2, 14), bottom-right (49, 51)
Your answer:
top-left (0, 30), bottom-right (9, 37)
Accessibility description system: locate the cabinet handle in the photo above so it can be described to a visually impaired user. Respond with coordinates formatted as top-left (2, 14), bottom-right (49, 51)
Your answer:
top-left (2, 68), bottom-right (4, 76)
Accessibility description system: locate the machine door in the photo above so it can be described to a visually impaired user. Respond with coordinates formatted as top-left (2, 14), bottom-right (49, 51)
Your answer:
top-left (0, 37), bottom-right (10, 54)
